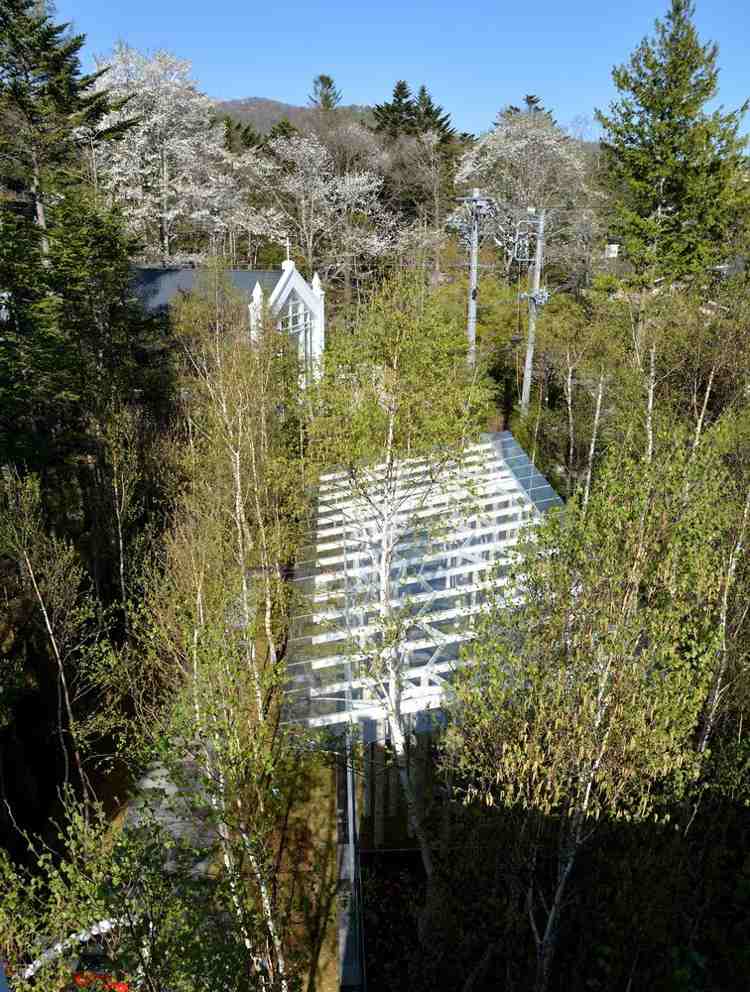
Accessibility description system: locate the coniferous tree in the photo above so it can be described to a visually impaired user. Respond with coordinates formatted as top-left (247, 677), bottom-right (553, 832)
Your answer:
top-left (0, 183), bottom-right (170, 592)
top-left (309, 73), bottom-right (342, 111)
top-left (596, 0), bottom-right (749, 283)
top-left (0, 5), bottom-right (171, 575)
top-left (223, 115), bottom-right (263, 153)
top-left (0, 0), bottom-right (127, 238)
top-left (502, 93), bottom-right (555, 123)
top-left (413, 84), bottom-right (455, 141)
top-left (372, 80), bottom-right (417, 138)
top-left (267, 117), bottom-right (297, 141)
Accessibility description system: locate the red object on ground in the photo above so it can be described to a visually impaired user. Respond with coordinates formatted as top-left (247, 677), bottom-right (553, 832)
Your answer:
top-left (73, 973), bottom-right (130, 991)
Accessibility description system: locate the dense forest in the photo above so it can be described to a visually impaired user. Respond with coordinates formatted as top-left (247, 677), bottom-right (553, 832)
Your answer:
top-left (2, 0), bottom-right (750, 989)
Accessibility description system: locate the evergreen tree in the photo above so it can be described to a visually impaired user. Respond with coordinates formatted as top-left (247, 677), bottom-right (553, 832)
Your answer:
top-left (596, 0), bottom-right (749, 283)
top-left (308, 72), bottom-right (342, 111)
top-left (413, 84), bottom-right (455, 140)
top-left (0, 0), bottom-right (127, 236)
top-left (223, 115), bottom-right (263, 153)
top-left (502, 93), bottom-right (555, 123)
top-left (0, 5), bottom-right (160, 478)
top-left (267, 117), bottom-right (297, 141)
top-left (0, 10), bottom-right (171, 601)
top-left (372, 80), bottom-right (417, 138)
top-left (0, 186), bottom-right (167, 480)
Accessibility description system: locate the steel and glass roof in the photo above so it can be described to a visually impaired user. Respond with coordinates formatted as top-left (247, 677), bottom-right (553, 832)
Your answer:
top-left (285, 432), bottom-right (561, 729)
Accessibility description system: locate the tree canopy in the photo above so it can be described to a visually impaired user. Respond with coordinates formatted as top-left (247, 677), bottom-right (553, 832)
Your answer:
top-left (596, 0), bottom-right (749, 282)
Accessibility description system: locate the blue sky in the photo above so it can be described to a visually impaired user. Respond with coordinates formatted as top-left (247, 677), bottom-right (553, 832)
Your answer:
top-left (57, 0), bottom-right (749, 136)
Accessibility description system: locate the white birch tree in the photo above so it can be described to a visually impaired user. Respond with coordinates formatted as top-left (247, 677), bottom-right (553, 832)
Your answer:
top-left (445, 431), bottom-right (750, 992)
top-left (309, 274), bottom-right (493, 878)
top-left (0, 271), bottom-right (317, 992)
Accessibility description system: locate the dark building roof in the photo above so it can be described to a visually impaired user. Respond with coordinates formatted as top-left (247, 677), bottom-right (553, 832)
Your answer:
top-left (131, 267), bottom-right (283, 314)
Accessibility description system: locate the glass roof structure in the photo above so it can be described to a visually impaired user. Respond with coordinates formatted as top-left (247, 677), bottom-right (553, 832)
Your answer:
top-left (285, 432), bottom-right (562, 729)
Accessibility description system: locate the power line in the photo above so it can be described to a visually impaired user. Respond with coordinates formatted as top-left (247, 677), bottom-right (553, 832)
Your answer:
top-left (454, 188), bottom-right (493, 367)
top-left (453, 194), bottom-right (549, 387)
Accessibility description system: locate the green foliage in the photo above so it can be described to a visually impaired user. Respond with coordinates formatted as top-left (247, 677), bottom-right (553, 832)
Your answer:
top-left (448, 434), bottom-right (740, 819)
top-left (310, 272), bottom-right (493, 470)
top-left (223, 115), bottom-right (299, 153)
top-left (3, 4), bottom-right (750, 990)
top-left (268, 116), bottom-right (297, 141)
top-left (0, 794), bottom-right (256, 992)
top-left (413, 85), bottom-right (455, 141)
top-left (596, 0), bottom-right (750, 283)
top-left (444, 430), bottom-right (750, 989)
top-left (0, 0), bottom-right (129, 195)
top-left (0, 185), bottom-right (169, 471)
top-left (373, 80), bottom-right (417, 138)
top-left (502, 93), bottom-right (555, 123)
top-left (309, 73), bottom-right (342, 112)
top-left (0, 0), bottom-right (176, 862)
top-left (433, 271), bottom-right (526, 355)
top-left (373, 80), bottom-right (454, 141)
top-left (223, 115), bottom-right (264, 153)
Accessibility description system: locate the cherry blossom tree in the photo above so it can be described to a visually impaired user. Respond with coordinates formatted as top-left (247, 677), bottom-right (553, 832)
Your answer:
top-left (322, 168), bottom-right (400, 301)
top-left (240, 133), bottom-right (395, 282)
top-left (316, 119), bottom-right (387, 175)
top-left (458, 105), bottom-right (586, 211)
top-left (93, 45), bottom-right (243, 262)
top-left (456, 106), bottom-right (594, 275)
top-left (223, 198), bottom-right (287, 268)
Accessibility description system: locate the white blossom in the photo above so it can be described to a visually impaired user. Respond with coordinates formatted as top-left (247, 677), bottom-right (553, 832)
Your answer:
top-left (240, 133), bottom-right (396, 279)
top-left (455, 111), bottom-right (595, 274)
top-left (457, 112), bottom-right (586, 211)
top-left (93, 45), bottom-right (247, 261)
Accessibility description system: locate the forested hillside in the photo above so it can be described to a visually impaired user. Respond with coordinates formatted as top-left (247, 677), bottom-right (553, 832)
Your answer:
top-left (1, 0), bottom-right (750, 990)
top-left (217, 95), bottom-right (373, 133)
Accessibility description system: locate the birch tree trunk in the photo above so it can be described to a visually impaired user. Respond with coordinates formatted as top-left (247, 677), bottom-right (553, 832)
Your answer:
top-left (565, 355), bottom-right (575, 495)
top-left (22, 552), bottom-right (91, 812)
top-left (582, 373), bottom-right (605, 512)
top-left (698, 488), bottom-right (750, 753)
top-left (645, 343), bottom-right (656, 465)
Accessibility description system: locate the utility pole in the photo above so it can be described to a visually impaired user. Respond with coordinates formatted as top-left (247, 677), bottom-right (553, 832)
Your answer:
top-left (521, 208), bottom-right (546, 416)
top-left (467, 188), bottom-right (480, 368)
top-left (455, 188), bottom-right (492, 368)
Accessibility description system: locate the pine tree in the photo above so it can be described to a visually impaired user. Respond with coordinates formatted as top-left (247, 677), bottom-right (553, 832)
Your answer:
top-left (502, 93), bottom-right (555, 124)
top-left (0, 0), bottom-right (127, 237)
top-left (0, 4), bottom-right (154, 476)
top-left (596, 0), bottom-right (749, 283)
top-left (0, 186), bottom-right (167, 475)
top-left (372, 80), bottom-right (417, 138)
top-left (413, 84), bottom-right (455, 140)
top-left (268, 117), bottom-right (297, 141)
top-left (223, 115), bottom-right (263, 153)
top-left (309, 73), bottom-right (342, 111)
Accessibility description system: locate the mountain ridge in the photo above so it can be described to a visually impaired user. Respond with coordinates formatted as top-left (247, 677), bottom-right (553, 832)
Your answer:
top-left (216, 95), bottom-right (372, 133)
